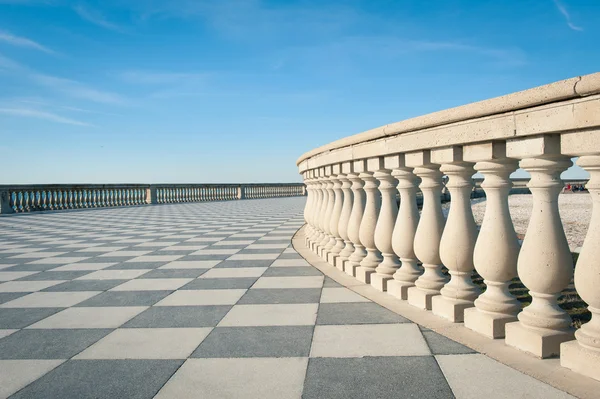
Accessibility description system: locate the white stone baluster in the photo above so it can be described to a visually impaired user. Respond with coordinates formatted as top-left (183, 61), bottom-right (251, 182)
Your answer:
top-left (407, 151), bottom-right (448, 310)
top-left (335, 162), bottom-right (354, 271)
top-left (309, 171), bottom-right (325, 249)
top-left (432, 147), bottom-right (481, 322)
top-left (326, 164), bottom-right (345, 265)
top-left (371, 159), bottom-right (400, 292)
top-left (463, 142), bottom-right (521, 339)
top-left (314, 169), bottom-right (329, 252)
top-left (356, 157), bottom-right (383, 284)
top-left (346, 160), bottom-right (367, 276)
top-left (317, 167), bottom-right (335, 257)
top-left (303, 172), bottom-right (315, 239)
top-left (562, 155), bottom-right (600, 380)
top-left (505, 136), bottom-right (574, 358)
top-left (387, 155), bottom-right (422, 300)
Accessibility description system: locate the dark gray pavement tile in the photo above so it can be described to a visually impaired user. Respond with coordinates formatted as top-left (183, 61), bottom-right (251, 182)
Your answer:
top-left (316, 303), bottom-right (410, 325)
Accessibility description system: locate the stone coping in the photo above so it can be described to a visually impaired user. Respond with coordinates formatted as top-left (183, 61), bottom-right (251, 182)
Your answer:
top-left (296, 72), bottom-right (600, 167)
top-left (292, 225), bottom-right (600, 399)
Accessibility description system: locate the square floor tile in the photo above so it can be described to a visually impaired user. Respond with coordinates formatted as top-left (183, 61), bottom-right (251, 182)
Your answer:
top-left (27, 306), bottom-right (148, 329)
top-left (311, 324), bottom-right (430, 357)
top-left (50, 262), bottom-right (117, 271)
top-left (15, 270), bottom-right (92, 281)
top-left (159, 260), bottom-right (221, 269)
top-left (316, 303), bottom-right (410, 325)
top-left (201, 267), bottom-right (267, 278)
top-left (9, 359), bottom-right (183, 399)
top-left (303, 356), bottom-right (453, 399)
top-left (139, 268), bottom-right (207, 279)
top-left (181, 277), bottom-right (258, 290)
top-left (212, 240), bottom-right (255, 246)
top-left (253, 276), bottom-right (323, 289)
top-left (0, 359), bottom-right (65, 399)
top-left (227, 253), bottom-right (280, 260)
top-left (111, 278), bottom-right (192, 291)
top-left (191, 249), bottom-right (240, 255)
top-left (75, 290), bottom-right (172, 307)
top-left (320, 287), bottom-right (370, 303)
top-left (123, 305), bottom-right (232, 328)
top-left (26, 257), bottom-right (89, 265)
top-left (156, 289), bottom-right (246, 306)
top-left (213, 260), bottom-right (273, 268)
top-left (41, 279), bottom-right (125, 292)
top-left (192, 326), bottom-right (313, 358)
top-left (76, 269), bottom-right (150, 280)
top-left (75, 328), bottom-right (212, 359)
top-left (238, 288), bottom-right (321, 304)
top-left (262, 267), bottom-right (322, 277)
top-left (104, 262), bottom-right (169, 270)
top-left (218, 304), bottom-right (318, 326)
top-left (0, 271), bottom-right (38, 282)
top-left (0, 292), bottom-right (27, 305)
top-left (271, 259), bottom-right (310, 267)
top-left (0, 280), bottom-right (66, 292)
top-left (422, 330), bottom-right (476, 355)
top-left (0, 291), bottom-right (100, 308)
top-left (125, 255), bottom-right (183, 263)
top-left (99, 251), bottom-right (152, 257)
top-left (0, 308), bottom-right (64, 329)
top-left (155, 358), bottom-right (307, 399)
top-left (0, 328), bottom-right (112, 359)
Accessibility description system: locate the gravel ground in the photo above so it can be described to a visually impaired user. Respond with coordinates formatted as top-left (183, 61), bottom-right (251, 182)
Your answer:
top-left (441, 193), bottom-right (591, 251)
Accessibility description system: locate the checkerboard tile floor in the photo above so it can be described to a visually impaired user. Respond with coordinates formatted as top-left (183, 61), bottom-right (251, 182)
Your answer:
top-left (0, 198), bottom-right (572, 398)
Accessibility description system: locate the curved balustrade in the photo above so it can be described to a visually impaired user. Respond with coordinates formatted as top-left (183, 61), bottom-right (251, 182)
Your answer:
top-left (0, 183), bottom-right (306, 214)
top-left (298, 73), bottom-right (600, 381)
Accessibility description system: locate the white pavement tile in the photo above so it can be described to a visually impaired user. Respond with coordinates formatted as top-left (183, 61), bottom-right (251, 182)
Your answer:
top-left (227, 253), bottom-right (280, 261)
top-left (246, 243), bottom-right (289, 249)
top-left (99, 250), bottom-right (153, 257)
top-left (0, 329), bottom-right (18, 339)
top-left (155, 358), bottom-right (308, 399)
top-left (26, 256), bottom-right (90, 265)
top-left (191, 249), bottom-right (240, 255)
top-left (200, 268), bottom-right (267, 278)
top-left (185, 237), bottom-right (222, 243)
top-left (111, 278), bottom-right (192, 291)
top-left (77, 269), bottom-right (150, 280)
top-left (0, 291), bottom-right (100, 308)
top-left (158, 245), bottom-right (207, 251)
top-left (0, 360), bottom-right (65, 399)
top-left (310, 324), bottom-right (431, 358)
top-left (27, 306), bottom-right (148, 329)
top-left (156, 289), bottom-right (247, 306)
top-left (159, 260), bottom-right (221, 269)
top-left (320, 287), bottom-right (370, 303)
top-left (135, 241), bottom-right (179, 247)
top-left (0, 264), bottom-right (17, 271)
top-left (0, 271), bottom-right (38, 282)
top-left (76, 246), bottom-right (127, 253)
top-left (0, 280), bottom-right (66, 292)
top-left (125, 255), bottom-right (184, 263)
top-left (271, 259), bottom-right (310, 267)
top-left (50, 262), bottom-right (117, 271)
top-left (213, 240), bottom-right (255, 246)
top-left (75, 328), bottom-right (212, 360)
top-left (436, 354), bottom-right (574, 399)
top-left (10, 252), bottom-right (66, 259)
top-left (253, 276), bottom-right (323, 289)
top-left (218, 304), bottom-right (318, 326)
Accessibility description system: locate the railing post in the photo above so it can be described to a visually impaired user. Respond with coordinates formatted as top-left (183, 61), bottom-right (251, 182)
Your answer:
top-left (238, 185), bottom-right (245, 200)
top-left (0, 190), bottom-right (14, 214)
top-left (148, 185), bottom-right (158, 204)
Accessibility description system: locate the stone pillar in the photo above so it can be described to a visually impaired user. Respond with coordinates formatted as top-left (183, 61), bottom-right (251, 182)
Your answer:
top-left (371, 158), bottom-right (401, 291)
top-left (309, 169), bottom-right (325, 250)
top-left (148, 186), bottom-right (158, 204)
top-left (302, 172), bottom-right (314, 239)
top-left (318, 166), bottom-right (335, 257)
top-left (326, 164), bottom-right (344, 264)
top-left (346, 160), bottom-right (368, 277)
top-left (561, 155), bottom-right (600, 380)
top-left (463, 142), bottom-right (521, 339)
top-left (407, 151), bottom-right (448, 310)
top-left (505, 136), bottom-right (574, 358)
top-left (336, 162), bottom-right (354, 271)
top-left (314, 168), bottom-right (330, 252)
top-left (432, 147), bottom-right (481, 322)
top-left (356, 157), bottom-right (384, 284)
top-left (387, 154), bottom-right (422, 300)
top-left (0, 190), bottom-right (14, 214)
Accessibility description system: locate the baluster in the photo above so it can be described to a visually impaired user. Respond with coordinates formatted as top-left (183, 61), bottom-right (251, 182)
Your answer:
top-left (335, 163), bottom-right (354, 271)
top-left (307, 172), bottom-right (324, 248)
top-left (356, 158), bottom-right (383, 284)
top-left (371, 159), bottom-right (401, 291)
top-left (561, 155), bottom-right (600, 380)
top-left (464, 143), bottom-right (521, 338)
top-left (317, 168), bottom-right (335, 257)
top-left (505, 137), bottom-right (574, 358)
top-left (303, 172), bottom-right (315, 241)
top-left (41, 190), bottom-right (48, 210)
top-left (407, 151), bottom-right (448, 310)
top-left (325, 165), bottom-right (344, 264)
top-left (431, 148), bottom-right (481, 322)
top-left (346, 160), bottom-right (368, 276)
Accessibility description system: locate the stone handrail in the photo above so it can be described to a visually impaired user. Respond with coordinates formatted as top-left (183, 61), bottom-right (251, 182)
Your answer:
top-left (297, 72), bottom-right (600, 382)
top-left (0, 183), bottom-right (306, 214)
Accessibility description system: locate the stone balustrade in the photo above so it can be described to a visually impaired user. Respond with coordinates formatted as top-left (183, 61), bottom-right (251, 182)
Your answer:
top-left (298, 72), bottom-right (600, 381)
top-left (0, 183), bottom-right (305, 214)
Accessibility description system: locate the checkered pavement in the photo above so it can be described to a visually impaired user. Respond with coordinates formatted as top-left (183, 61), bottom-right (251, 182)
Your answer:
top-left (0, 198), bottom-right (572, 398)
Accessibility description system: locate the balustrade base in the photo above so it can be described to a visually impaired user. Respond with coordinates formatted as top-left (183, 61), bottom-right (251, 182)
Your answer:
top-left (344, 262), bottom-right (358, 277)
top-left (505, 322), bottom-right (575, 359)
top-left (355, 267), bottom-right (376, 284)
top-left (387, 280), bottom-right (414, 300)
top-left (463, 307), bottom-right (517, 339)
top-left (334, 257), bottom-right (346, 271)
top-left (407, 287), bottom-right (439, 310)
top-left (560, 341), bottom-right (600, 381)
top-left (326, 252), bottom-right (339, 267)
top-left (370, 274), bottom-right (392, 292)
top-left (431, 296), bottom-right (474, 323)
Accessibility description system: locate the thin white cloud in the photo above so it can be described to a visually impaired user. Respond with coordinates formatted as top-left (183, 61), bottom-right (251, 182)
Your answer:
top-left (0, 31), bottom-right (54, 53)
top-left (553, 0), bottom-right (583, 31)
top-left (0, 107), bottom-right (92, 126)
top-left (74, 4), bottom-right (125, 32)
top-left (30, 73), bottom-right (127, 105)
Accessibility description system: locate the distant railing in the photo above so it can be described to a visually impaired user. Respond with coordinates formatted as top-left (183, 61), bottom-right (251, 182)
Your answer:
top-left (0, 183), bottom-right (305, 214)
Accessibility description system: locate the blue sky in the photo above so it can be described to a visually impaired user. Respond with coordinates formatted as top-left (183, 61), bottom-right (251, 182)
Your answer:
top-left (0, 0), bottom-right (597, 184)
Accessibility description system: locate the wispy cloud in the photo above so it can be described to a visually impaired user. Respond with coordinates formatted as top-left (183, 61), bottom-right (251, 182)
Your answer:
top-left (74, 3), bottom-right (125, 32)
top-left (118, 70), bottom-right (208, 85)
top-left (0, 31), bottom-right (54, 54)
top-left (0, 107), bottom-right (92, 126)
top-left (31, 73), bottom-right (128, 105)
top-left (553, 0), bottom-right (583, 31)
